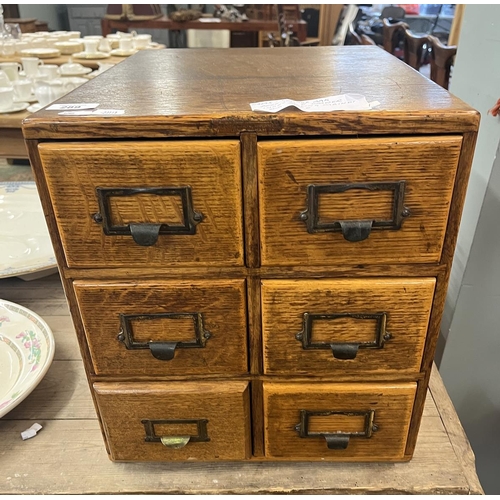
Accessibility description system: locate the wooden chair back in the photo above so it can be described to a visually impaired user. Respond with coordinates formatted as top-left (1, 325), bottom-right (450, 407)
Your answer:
top-left (361, 34), bottom-right (376, 45)
top-left (403, 29), bottom-right (430, 71)
top-left (428, 35), bottom-right (457, 90)
top-left (382, 18), bottom-right (409, 54)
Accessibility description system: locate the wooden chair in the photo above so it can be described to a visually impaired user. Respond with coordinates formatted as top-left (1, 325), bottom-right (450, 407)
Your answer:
top-left (382, 18), bottom-right (409, 55)
top-left (403, 29), bottom-right (430, 71)
top-left (361, 34), bottom-right (377, 46)
top-left (346, 23), bottom-right (362, 45)
top-left (428, 35), bottom-right (457, 90)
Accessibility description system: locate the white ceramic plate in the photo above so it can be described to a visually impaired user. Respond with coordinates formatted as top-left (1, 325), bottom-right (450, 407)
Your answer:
top-left (0, 102), bottom-right (30, 114)
top-left (60, 67), bottom-right (92, 77)
top-left (110, 48), bottom-right (138, 57)
top-left (20, 48), bottom-right (61, 59)
top-left (0, 299), bottom-right (55, 417)
top-left (15, 93), bottom-right (38, 104)
top-left (73, 51), bottom-right (110, 60)
top-left (27, 103), bottom-right (43, 113)
top-left (0, 182), bottom-right (57, 279)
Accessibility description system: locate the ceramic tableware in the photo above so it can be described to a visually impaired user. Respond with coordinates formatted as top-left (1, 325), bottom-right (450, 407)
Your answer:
top-left (133, 34), bottom-right (152, 49)
top-left (12, 79), bottom-right (33, 101)
top-left (0, 182), bottom-right (57, 279)
top-left (34, 79), bottom-right (71, 106)
top-left (54, 40), bottom-right (84, 55)
top-left (0, 70), bottom-right (11, 87)
top-left (1, 40), bottom-right (16, 56)
top-left (119, 38), bottom-right (134, 52)
top-left (83, 39), bottom-right (99, 55)
top-left (21, 57), bottom-right (44, 78)
top-left (38, 64), bottom-right (60, 81)
top-left (0, 298), bottom-right (55, 417)
top-left (20, 48), bottom-right (61, 59)
top-left (0, 62), bottom-right (22, 82)
top-left (0, 86), bottom-right (15, 111)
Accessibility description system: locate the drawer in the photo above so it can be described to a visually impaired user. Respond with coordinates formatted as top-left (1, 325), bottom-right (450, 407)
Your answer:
top-left (38, 140), bottom-right (243, 268)
top-left (263, 382), bottom-right (416, 460)
top-left (261, 278), bottom-right (435, 376)
top-left (258, 136), bottom-right (462, 266)
top-left (74, 279), bottom-right (248, 376)
top-left (94, 381), bottom-right (251, 461)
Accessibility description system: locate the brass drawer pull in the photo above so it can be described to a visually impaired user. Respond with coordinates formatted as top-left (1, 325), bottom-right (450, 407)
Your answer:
top-left (299, 181), bottom-right (410, 242)
top-left (295, 410), bottom-right (377, 450)
top-left (117, 312), bottom-right (211, 361)
top-left (295, 312), bottom-right (392, 360)
top-left (93, 186), bottom-right (204, 246)
top-left (142, 419), bottom-right (210, 449)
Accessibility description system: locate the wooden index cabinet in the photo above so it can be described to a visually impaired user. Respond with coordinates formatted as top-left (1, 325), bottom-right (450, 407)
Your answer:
top-left (23, 47), bottom-right (479, 462)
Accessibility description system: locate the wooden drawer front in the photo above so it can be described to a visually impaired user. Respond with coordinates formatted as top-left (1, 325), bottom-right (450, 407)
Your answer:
top-left (263, 382), bottom-right (416, 460)
top-left (94, 381), bottom-right (251, 461)
top-left (38, 140), bottom-right (243, 268)
top-left (258, 137), bottom-right (462, 266)
top-left (74, 279), bottom-right (248, 376)
top-left (261, 278), bottom-right (435, 376)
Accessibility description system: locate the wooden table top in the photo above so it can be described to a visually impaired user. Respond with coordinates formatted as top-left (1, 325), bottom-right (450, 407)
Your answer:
top-left (22, 46), bottom-right (479, 141)
top-left (0, 274), bottom-right (483, 494)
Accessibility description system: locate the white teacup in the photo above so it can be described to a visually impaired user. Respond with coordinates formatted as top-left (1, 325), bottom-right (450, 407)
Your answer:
top-left (98, 38), bottom-right (112, 52)
top-left (133, 35), bottom-right (152, 49)
top-left (83, 39), bottom-right (99, 55)
top-left (22, 57), bottom-right (44, 78)
top-left (2, 40), bottom-right (16, 56)
top-left (0, 62), bottom-right (22, 82)
top-left (0, 86), bottom-right (15, 111)
top-left (0, 70), bottom-right (12, 87)
top-left (38, 64), bottom-right (60, 81)
top-left (13, 79), bottom-right (33, 101)
top-left (119, 38), bottom-right (134, 52)
top-left (68, 31), bottom-right (82, 40)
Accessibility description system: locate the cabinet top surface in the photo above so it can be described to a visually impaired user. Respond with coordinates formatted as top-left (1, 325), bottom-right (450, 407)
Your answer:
top-left (22, 47), bottom-right (478, 138)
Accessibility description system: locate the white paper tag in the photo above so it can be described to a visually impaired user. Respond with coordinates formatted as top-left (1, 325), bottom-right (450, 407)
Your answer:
top-left (21, 422), bottom-right (43, 440)
top-left (58, 109), bottom-right (125, 116)
top-left (46, 103), bottom-right (99, 111)
top-left (250, 94), bottom-right (379, 113)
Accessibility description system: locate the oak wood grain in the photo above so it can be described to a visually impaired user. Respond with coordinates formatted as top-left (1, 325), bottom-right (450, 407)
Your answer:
top-left (258, 136), bottom-right (462, 266)
top-left (261, 278), bottom-right (435, 377)
top-left (22, 47), bottom-right (479, 140)
top-left (38, 140), bottom-right (244, 268)
top-left (73, 279), bottom-right (248, 376)
top-left (263, 382), bottom-right (416, 460)
top-left (93, 381), bottom-right (251, 461)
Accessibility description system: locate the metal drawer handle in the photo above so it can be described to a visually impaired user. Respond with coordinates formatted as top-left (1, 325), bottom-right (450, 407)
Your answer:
top-left (299, 181), bottom-right (411, 242)
top-left (142, 419), bottom-right (210, 449)
top-left (93, 186), bottom-right (203, 247)
top-left (295, 312), bottom-right (392, 360)
top-left (295, 410), bottom-right (378, 450)
top-left (117, 312), bottom-right (211, 361)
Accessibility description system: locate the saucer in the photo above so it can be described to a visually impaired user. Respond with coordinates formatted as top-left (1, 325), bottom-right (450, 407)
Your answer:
top-left (15, 94), bottom-right (38, 104)
top-left (73, 51), bottom-right (110, 60)
top-left (20, 48), bottom-right (61, 59)
top-left (0, 102), bottom-right (30, 114)
top-left (110, 48), bottom-right (138, 57)
top-left (140, 43), bottom-right (166, 50)
top-left (60, 67), bottom-right (92, 77)
top-left (27, 103), bottom-right (43, 113)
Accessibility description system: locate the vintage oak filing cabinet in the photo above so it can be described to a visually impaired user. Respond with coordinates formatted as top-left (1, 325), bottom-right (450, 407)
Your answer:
top-left (23, 47), bottom-right (479, 462)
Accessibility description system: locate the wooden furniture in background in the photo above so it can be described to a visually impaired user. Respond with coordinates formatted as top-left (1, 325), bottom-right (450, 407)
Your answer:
top-left (403, 29), bottom-right (430, 71)
top-left (4, 17), bottom-right (37, 33)
top-left (361, 34), bottom-right (377, 46)
top-left (428, 35), bottom-right (457, 90)
top-left (100, 16), bottom-right (308, 46)
top-left (318, 4), bottom-right (343, 46)
top-left (383, 18), bottom-right (409, 54)
top-left (0, 273), bottom-right (483, 493)
top-left (22, 46), bottom-right (479, 463)
top-left (448, 4), bottom-right (465, 46)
